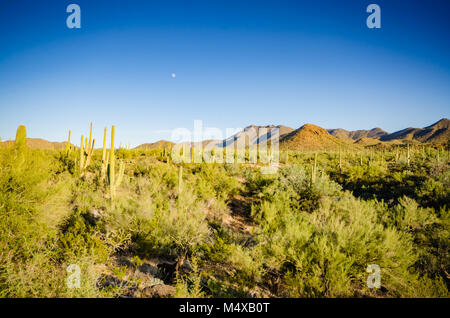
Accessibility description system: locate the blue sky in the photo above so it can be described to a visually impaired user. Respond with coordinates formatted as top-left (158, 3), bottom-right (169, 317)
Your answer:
top-left (0, 0), bottom-right (449, 146)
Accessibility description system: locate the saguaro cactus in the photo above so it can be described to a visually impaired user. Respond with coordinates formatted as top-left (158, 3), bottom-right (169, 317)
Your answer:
top-left (80, 135), bottom-right (85, 171)
top-left (108, 125), bottom-right (125, 200)
top-left (407, 144), bottom-right (411, 167)
top-left (311, 152), bottom-right (317, 184)
top-left (79, 123), bottom-right (96, 175)
top-left (15, 125), bottom-right (27, 150)
top-left (66, 130), bottom-right (72, 153)
top-left (101, 127), bottom-right (109, 180)
top-left (86, 123), bottom-right (95, 167)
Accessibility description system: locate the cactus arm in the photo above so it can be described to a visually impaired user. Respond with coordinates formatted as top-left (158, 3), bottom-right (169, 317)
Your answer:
top-left (88, 122), bottom-right (93, 153)
top-left (80, 135), bottom-right (85, 172)
top-left (67, 130), bottom-right (71, 152)
top-left (87, 139), bottom-right (95, 166)
top-left (101, 128), bottom-right (108, 180)
top-left (109, 125), bottom-right (116, 199)
top-left (102, 127), bottom-right (107, 163)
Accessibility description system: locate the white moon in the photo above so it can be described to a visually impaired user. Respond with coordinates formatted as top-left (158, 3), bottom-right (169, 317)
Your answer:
top-left (171, 73), bottom-right (176, 78)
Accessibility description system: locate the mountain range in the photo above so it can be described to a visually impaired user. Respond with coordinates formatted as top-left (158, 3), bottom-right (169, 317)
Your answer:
top-left (137, 140), bottom-right (175, 150)
top-left (0, 138), bottom-right (68, 150)
top-left (193, 118), bottom-right (449, 151)
top-left (280, 124), bottom-right (354, 151)
top-left (327, 127), bottom-right (388, 140)
top-left (2, 118), bottom-right (448, 151)
top-left (379, 118), bottom-right (449, 143)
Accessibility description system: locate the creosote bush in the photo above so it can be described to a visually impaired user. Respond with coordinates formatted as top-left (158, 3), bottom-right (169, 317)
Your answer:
top-left (0, 143), bottom-right (448, 298)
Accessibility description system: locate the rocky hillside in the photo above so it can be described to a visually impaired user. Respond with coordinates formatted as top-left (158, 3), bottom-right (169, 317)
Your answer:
top-left (380, 118), bottom-right (449, 143)
top-left (135, 140), bottom-right (175, 150)
top-left (220, 125), bottom-right (294, 148)
top-left (328, 127), bottom-right (388, 140)
top-left (280, 124), bottom-right (357, 151)
top-left (1, 138), bottom-right (67, 150)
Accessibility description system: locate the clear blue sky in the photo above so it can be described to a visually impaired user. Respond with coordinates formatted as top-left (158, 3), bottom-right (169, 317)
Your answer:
top-left (0, 0), bottom-right (449, 146)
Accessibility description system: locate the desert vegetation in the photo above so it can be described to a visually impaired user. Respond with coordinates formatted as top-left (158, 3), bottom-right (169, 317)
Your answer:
top-left (0, 124), bottom-right (448, 298)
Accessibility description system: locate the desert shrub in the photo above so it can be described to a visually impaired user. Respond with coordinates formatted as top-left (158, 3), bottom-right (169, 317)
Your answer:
top-left (175, 257), bottom-right (205, 298)
top-left (150, 192), bottom-right (210, 257)
top-left (418, 177), bottom-right (449, 209)
top-left (201, 223), bottom-right (238, 262)
top-left (58, 212), bottom-right (111, 264)
top-left (192, 164), bottom-right (241, 202)
top-left (226, 245), bottom-right (264, 288)
top-left (392, 197), bottom-right (438, 232)
top-left (0, 145), bottom-right (448, 298)
top-left (103, 177), bottom-right (211, 259)
top-left (248, 165), bottom-right (342, 222)
top-left (390, 197), bottom-right (449, 287)
top-left (248, 168), bottom-right (449, 297)
top-left (0, 251), bottom-right (117, 298)
top-left (0, 148), bottom-right (118, 297)
top-left (54, 150), bottom-right (77, 175)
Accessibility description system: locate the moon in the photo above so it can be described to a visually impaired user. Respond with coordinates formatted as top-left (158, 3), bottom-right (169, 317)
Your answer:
top-left (171, 73), bottom-right (176, 78)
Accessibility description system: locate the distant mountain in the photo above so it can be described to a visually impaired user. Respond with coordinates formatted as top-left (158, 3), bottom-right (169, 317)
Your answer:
top-left (354, 137), bottom-right (382, 146)
top-left (135, 140), bottom-right (175, 150)
top-left (326, 128), bottom-right (354, 140)
top-left (219, 125), bottom-right (294, 148)
top-left (178, 140), bottom-right (223, 149)
top-left (380, 118), bottom-right (449, 143)
top-left (1, 138), bottom-right (67, 150)
top-left (28, 138), bottom-right (68, 150)
top-left (328, 127), bottom-right (388, 140)
top-left (4, 119), bottom-right (448, 152)
top-left (280, 124), bottom-right (357, 151)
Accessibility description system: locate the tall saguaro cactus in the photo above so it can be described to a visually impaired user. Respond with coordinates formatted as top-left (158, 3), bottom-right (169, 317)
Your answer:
top-left (80, 135), bottom-right (85, 171)
top-left (66, 130), bottom-right (72, 153)
top-left (407, 143), bottom-right (411, 167)
top-left (101, 127), bottom-right (109, 180)
top-left (86, 123), bottom-right (94, 167)
top-left (15, 125), bottom-right (27, 151)
top-left (108, 125), bottom-right (125, 200)
top-left (311, 152), bottom-right (317, 184)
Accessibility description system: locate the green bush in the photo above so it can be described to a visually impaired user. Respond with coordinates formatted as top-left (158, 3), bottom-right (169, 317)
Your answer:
top-left (0, 146), bottom-right (448, 298)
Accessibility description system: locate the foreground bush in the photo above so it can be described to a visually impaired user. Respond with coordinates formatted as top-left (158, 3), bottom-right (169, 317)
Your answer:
top-left (0, 147), bottom-right (448, 298)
